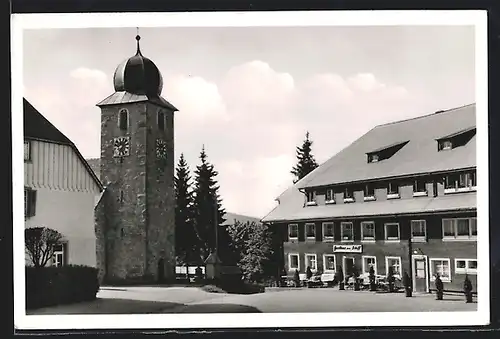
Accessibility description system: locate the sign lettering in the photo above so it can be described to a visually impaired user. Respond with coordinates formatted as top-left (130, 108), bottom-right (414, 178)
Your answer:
top-left (332, 244), bottom-right (363, 253)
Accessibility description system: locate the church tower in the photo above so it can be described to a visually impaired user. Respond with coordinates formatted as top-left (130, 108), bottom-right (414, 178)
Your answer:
top-left (95, 34), bottom-right (177, 283)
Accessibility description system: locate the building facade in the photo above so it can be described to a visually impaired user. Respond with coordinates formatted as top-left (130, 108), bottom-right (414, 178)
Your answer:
top-left (262, 104), bottom-right (477, 292)
top-left (94, 35), bottom-right (178, 283)
top-left (24, 99), bottom-right (103, 267)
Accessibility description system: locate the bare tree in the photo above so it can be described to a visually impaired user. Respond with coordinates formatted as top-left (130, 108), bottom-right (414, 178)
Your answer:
top-left (25, 227), bottom-right (63, 267)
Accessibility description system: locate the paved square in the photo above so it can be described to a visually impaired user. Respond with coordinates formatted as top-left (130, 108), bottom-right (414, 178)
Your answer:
top-left (28, 286), bottom-right (477, 314)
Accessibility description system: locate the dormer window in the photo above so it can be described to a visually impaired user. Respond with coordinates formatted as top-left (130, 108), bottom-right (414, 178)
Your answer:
top-left (367, 140), bottom-right (409, 163)
top-left (325, 188), bottom-right (335, 204)
top-left (439, 140), bottom-right (453, 151)
top-left (436, 127), bottom-right (476, 152)
top-left (368, 154), bottom-right (379, 163)
top-left (387, 182), bottom-right (400, 199)
top-left (344, 187), bottom-right (355, 203)
top-left (444, 171), bottom-right (477, 194)
top-left (413, 179), bottom-right (428, 197)
top-left (364, 184), bottom-right (376, 201)
top-left (306, 190), bottom-right (317, 206)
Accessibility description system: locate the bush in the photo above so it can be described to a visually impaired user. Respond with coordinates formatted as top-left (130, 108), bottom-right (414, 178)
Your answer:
top-left (26, 265), bottom-right (99, 309)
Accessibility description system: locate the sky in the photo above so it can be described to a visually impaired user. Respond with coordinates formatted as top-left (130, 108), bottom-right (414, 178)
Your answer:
top-left (23, 25), bottom-right (476, 218)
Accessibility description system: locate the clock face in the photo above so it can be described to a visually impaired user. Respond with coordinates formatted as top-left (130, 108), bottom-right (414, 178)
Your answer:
top-left (113, 137), bottom-right (130, 157)
top-left (156, 139), bottom-right (167, 159)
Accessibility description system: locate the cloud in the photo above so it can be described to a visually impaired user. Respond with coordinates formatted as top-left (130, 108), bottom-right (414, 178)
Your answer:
top-left (218, 154), bottom-right (295, 218)
top-left (25, 60), bottom-right (418, 218)
top-left (70, 67), bottom-right (108, 84)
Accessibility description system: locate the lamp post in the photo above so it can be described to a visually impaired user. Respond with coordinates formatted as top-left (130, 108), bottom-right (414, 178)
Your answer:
top-left (407, 234), bottom-right (413, 297)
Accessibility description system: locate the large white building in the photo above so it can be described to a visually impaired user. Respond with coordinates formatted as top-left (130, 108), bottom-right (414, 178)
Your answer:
top-left (24, 99), bottom-right (103, 267)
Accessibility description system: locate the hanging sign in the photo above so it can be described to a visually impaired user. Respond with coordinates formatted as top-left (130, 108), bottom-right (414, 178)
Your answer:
top-left (333, 244), bottom-right (363, 253)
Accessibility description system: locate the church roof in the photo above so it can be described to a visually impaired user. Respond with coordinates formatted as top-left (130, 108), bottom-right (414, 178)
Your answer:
top-left (96, 35), bottom-right (178, 111)
top-left (24, 98), bottom-right (103, 191)
top-left (96, 91), bottom-right (177, 111)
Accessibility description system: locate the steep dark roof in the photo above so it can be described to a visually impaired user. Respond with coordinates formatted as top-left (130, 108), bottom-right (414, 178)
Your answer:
top-left (24, 98), bottom-right (103, 190)
top-left (297, 104), bottom-right (476, 189)
top-left (24, 99), bottom-right (73, 145)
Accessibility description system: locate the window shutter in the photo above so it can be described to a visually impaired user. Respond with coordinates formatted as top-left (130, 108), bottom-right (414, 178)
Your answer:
top-left (29, 190), bottom-right (37, 217)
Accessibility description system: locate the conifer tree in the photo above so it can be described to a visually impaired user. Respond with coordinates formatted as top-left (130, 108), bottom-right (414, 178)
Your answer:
top-left (291, 131), bottom-right (319, 183)
top-left (174, 153), bottom-right (200, 266)
top-left (193, 146), bottom-right (227, 260)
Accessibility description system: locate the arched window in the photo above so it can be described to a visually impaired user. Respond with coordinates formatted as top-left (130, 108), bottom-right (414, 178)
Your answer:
top-left (118, 109), bottom-right (129, 131)
top-left (157, 111), bottom-right (165, 131)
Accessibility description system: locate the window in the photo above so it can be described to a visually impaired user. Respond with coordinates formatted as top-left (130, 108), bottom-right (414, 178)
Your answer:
top-left (387, 182), bottom-right (400, 198)
top-left (445, 171), bottom-right (476, 192)
top-left (439, 140), bottom-right (453, 151)
top-left (322, 222), bottom-right (334, 240)
top-left (413, 179), bottom-right (427, 194)
top-left (471, 218), bottom-right (477, 237)
top-left (24, 140), bottom-right (31, 161)
top-left (344, 187), bottom-right (354, 202)
top-left (157, 111), bottom-right (165, 131)
top-left (411, 220), bottom-right (427, 241)
top-left (455, 259), bottom-right (477, 275)
top-left (459, 172), bottom-right (476, 188)
top-left (361, 221), bottom-right (375, 241)
top-left (362, 256), bottom-right (377, 275)
top-left (368, 154), bottom-right (379, 163)
top-left (24, 188), bottom-right (37, 218)
top-left (430, 258), bottom-right (451, 281)
top-left (306, 190), bottom-right (317, 205)
top-left (364, 184), bottom-right (375, 200)
top-left (305, 254), bottom-right (317, 271)
top-left (289, 253), bottom-right (299, 271)
top-left (288, 224), bottom-right (298, 240)
top-left (341, 222), bottom-right (354, 241)
top-left (325, 189), bottom-right (335, 203)
top-left (442, 218), bottom-right (477, 240)
top-left (52, 244), bottom-right (66, 267)
top-left (323, 255), bottom-right (336, 272)
top-left (118, 109), bottom-right (129, 131)
top-left (386, 256), bottom-right (401, 277)
top-left (305, 223), bottom-right (316, 239)
top-left (384, 223), bottom-right (400, 241)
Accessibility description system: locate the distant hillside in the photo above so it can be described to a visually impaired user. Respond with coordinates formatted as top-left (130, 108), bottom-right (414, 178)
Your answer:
top-left (222, 212), bottom-right (261, 226)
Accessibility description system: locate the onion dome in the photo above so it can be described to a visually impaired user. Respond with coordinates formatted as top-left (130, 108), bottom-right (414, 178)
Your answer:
top-left (113, 35), bottom-right (163, 96)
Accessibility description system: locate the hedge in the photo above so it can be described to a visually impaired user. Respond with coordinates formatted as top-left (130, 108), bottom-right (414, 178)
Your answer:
top-left (26, 265), bottom-right (100, 310)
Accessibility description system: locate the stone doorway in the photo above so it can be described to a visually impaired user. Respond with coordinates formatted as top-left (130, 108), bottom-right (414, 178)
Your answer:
top-left (157, 258), bottom-right (165, 283)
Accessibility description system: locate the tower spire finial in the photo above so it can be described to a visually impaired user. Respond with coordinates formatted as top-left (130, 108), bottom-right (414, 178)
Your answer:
top-left (135, 27), bottom-right (142, 56)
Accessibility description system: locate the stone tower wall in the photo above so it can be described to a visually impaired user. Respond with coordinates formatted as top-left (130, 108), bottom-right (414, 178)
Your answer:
top-left (144, 103), bottom-right (176, 281)
top-left (99, 103), bottom-right (148, 281)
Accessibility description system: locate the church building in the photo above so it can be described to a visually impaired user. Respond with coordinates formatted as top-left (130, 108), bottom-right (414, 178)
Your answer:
top-left (94, 35), bottom-right (178, 284)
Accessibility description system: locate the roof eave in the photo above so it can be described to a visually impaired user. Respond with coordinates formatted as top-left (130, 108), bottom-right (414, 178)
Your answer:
top-left (263, 207), bottom-right (477, 224)
top-left (300, 166), bottom-right (477, 190)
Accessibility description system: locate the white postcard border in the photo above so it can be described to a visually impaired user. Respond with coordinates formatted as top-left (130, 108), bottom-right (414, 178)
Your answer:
top-left (12, 10), bottom-right (489, 330)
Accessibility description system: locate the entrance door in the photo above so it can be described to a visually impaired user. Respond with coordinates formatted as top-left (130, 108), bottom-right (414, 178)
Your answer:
top-left (413, 257), bottom-right (427, 292)
top-left (157, 258), bottom-right (165, 283)
top-left (344, 257), bottom-right (355, 277)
